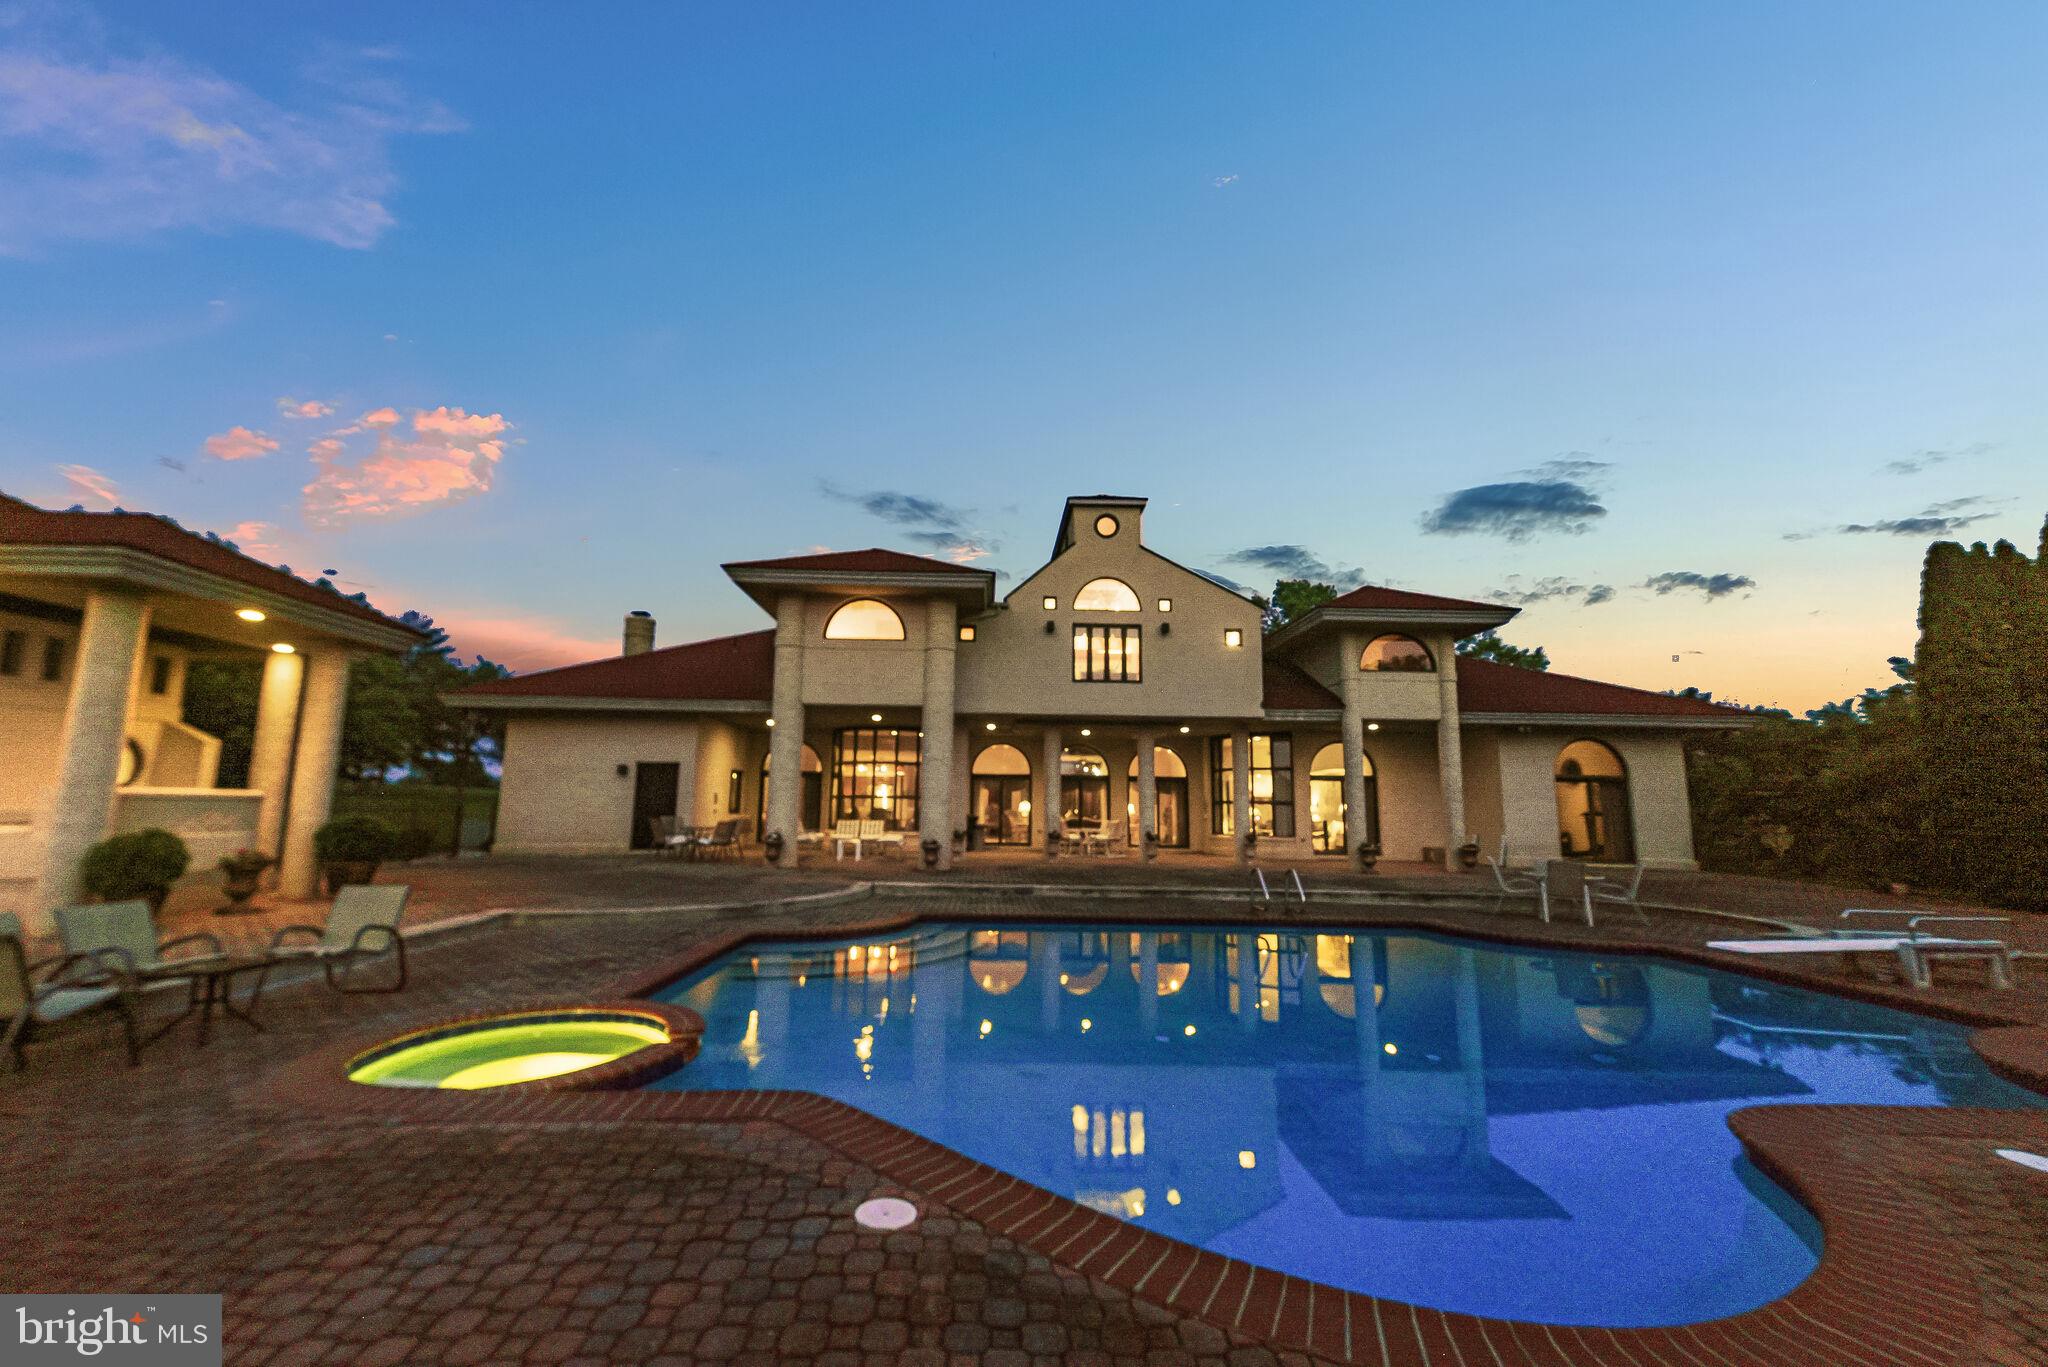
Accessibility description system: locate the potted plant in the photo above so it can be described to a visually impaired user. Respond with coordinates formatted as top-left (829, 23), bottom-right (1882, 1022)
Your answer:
top-left (1456, 840), bottom-right (1481, 871)
top-left (216, 848), bottom-right (273, 914)
top-left (1356, 841), bottom-right (1381, 873)
top-left (312, 815), bottom-right (399, 894)
top-left (79, 828), bottom-right (190, 917)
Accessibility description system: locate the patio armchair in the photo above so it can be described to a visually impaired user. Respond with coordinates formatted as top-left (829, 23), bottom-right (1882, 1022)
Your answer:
top-left (56, 900), bottom-right (226, 975)
top-left (649, 815), bottom-right (689, 855)
top-left (858, 819), bottom-right (905, 855)
top-left (2, 911), bottom-right (143, 1069)
top-left (693, 819), bottom-right (742, 860)
top-left (1485, 842), bottom-right (1541, 914)
top-left (1084, 820), bottom-right (1126, 856)
top-left (267, 884), bottom-right (411, 993)
top-left (1584, 864), bottom-right (1649, 925)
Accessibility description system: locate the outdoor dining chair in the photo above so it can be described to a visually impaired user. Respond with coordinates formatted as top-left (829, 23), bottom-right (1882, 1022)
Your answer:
top-left (1, 911), bottom-right (143, 1069)
top-left (1485, 842), bottom-right (1542, 914)
top-left (55, 901), bottom-right (268, 1044)
top-left (1584, 865), bottom-right (1650, 925)
top-left (267, 884), bottom-right (411, 993)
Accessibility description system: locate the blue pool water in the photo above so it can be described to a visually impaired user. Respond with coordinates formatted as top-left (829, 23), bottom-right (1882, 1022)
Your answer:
top-left (649, 922), bottom-right (2042, 1326)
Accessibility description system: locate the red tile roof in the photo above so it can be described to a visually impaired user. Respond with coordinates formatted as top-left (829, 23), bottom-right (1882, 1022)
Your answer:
top-left (723, 548), bottom-right (988, 576)
top-left (0, 493), bottom-right (422, 636)
top-left (1262, 657), bottom-right (1341, 711)
top-left (1323, 584), bottom-right (1506, 614)
top-left (1454, 656), bottom-right (1748, 719)
top-left (458, 630), bottom-right (775, 702)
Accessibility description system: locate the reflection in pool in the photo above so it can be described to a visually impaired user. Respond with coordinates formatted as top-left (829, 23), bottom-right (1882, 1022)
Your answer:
top-left (650, 923), bottom-right (2041, 1326)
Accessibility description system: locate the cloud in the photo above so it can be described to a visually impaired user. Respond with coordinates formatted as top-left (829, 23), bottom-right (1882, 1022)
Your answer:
top-left (1222, 545), bottom-right (1369, 591)
top-left (1212, 174), bottom-right (1239, 188)
top-left (1880, 441), bottom-right (1993, 476)
top-left (1488, 575), bottom-right (1616, 608)
top-left (302, 405), bottom-right (509, 524)
top-left (57, 462), bottom-right (117, 506)
top-left (817, 482), bottom-right (999, 564)
top-left (432, 613), bottom-right (613, 673)
top-left (1514, 453), bottom-right (1612, 482)
top-left (276, 397), bottom-right (333, 419)
top-left (202, 425), bottom-right (278, 461)
top-left (1644, 570), bottom-right (1756, 600)
top-left (214, 518), bottom-right (288, 558)
top-left (155, 454), bottom-right (186, 472)
top-left (1420, 479), bottom-right (1607, 541)
top-left (1788, 494), bottom-right (2002, 540)
top-left (0, 15), bottom-right (462, 253)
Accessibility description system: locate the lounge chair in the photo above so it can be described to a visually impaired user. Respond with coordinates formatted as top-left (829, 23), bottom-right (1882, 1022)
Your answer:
top-left (1084, 820), bottom-right (1126, 856)
top-left (1584, 865), bottom-right (1649, 925)
top-left (693, 819), bottom-right (741, 860)
top-left (1, 912), bottom-right (142, 1069)
top-left (859, 819), bottom-right (905, 856)
top-left (1706, 918), bottom-right (2014, 991)
top-left (267, 884), bottom-right (411, 993)
top-left (55, 901), bottom-right (260, 1043)
top-left (1485, 842), bottom-right (1541, 913)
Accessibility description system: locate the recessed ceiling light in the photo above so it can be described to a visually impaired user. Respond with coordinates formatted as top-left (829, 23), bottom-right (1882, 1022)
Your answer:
top-left (765, 718), bottom-right (775, 727)
top-left (1178, 725), bottom-right (1190, 734)
top-left (870, 713), bottom-right (882, 722)
top-left (270, 643), bottom-right (295, 654)
top-left (1079, 728), bottom-right (1091, 737)
top-left (236, 608), bottom-right (265, 622)
top-left (985, 722), bottom-right (997, 731)
top-left (1367, 722), bottom-right (1380, 731)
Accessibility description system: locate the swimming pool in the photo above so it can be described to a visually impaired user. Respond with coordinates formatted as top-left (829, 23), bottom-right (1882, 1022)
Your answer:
top-left (650, 921), bottom-right (2041, 1327)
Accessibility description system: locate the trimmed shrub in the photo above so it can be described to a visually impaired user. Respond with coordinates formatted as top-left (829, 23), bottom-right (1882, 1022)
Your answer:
top-left (312, 814), bottom-right (401, 864)
top-left (80, 828), bottom-right (191, 903)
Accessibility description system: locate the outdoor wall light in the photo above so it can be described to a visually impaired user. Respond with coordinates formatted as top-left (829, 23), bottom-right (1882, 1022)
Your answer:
top-left (270, 642), bottom-right (295, 654)
top-left (236, 608), bottom-right (266, 622)
top-left (1042, 596), bottom-right (1057, 610)
top-left (1157, 598), bottom-right (1172, 612)
top-left (615, 763), bottom-right (629, 776)
top-left (1223, 629), bottom-right (1243, 648)
top-left (958, 625), bottom-right (975, 641)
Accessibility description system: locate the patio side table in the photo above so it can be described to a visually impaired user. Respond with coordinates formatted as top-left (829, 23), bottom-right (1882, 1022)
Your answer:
top-left (135, 954), bottom-right (277, 1046)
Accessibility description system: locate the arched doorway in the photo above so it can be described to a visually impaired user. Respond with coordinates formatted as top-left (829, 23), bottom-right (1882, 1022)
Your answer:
top-left (971, 744), bottom-right (1033, 845)
top-left (1308, 742), bottom-right (1379, 854)
top-left (1124, 746), bottom-right (1189, 846)
top-left (760, 744), bottom-right (824, 833)
top-left (1554, 739), bottom-right (1635, 862)
top-left (1061, 747), bottom-right (1110, 828)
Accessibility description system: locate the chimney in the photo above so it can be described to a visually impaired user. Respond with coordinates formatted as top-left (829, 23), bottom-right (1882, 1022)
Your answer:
top-left (623, 610), bottom-right (655, 656)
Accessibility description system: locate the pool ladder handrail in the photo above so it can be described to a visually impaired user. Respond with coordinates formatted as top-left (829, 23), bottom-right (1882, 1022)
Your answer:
top-left (1250, 867), bottom-right (1308, 912)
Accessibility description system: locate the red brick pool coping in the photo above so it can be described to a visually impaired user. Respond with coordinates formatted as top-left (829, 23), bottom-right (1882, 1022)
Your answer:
top-left (272, 901), bottom-right (2048, 1367)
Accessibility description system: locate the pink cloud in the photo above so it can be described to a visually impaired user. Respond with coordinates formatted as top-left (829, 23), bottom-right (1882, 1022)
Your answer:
top-left (204, 425), bottom-right (280, 461)
top-left (57, 463), bottom-right (118, 506)
top-left (433, 613), bottom-right (611, 672)
top-left (302, 404), bottom-right (511, 525)
top-left (219, 519), bottom-right (289, 558)
top-left (275, 397), bottom-right (334, 419)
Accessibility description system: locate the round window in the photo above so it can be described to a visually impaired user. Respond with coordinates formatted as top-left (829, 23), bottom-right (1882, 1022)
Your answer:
top-left (1094, 514), bottom-right (1119, 538)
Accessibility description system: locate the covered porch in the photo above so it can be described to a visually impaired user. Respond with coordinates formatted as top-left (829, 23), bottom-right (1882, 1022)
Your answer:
top-left (0, 497), bottom-right (423, 932)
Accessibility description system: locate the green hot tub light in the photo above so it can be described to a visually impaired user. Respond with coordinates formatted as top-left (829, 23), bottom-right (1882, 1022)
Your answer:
top-left (349, 1011), bottom-right (671, 1090)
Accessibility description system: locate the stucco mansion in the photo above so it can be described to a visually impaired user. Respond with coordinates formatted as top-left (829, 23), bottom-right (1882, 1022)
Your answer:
top-left (465, 495), bottom-right (1744, 870)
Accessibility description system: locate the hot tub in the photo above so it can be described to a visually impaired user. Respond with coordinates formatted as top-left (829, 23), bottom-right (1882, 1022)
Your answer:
top-left (348, 1007), bottom-right (693, 1090)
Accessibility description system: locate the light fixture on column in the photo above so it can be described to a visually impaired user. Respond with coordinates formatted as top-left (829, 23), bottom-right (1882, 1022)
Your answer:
top-left (236, 608), bottom-right (266, 622)
top-left (270, 643), bottom-right (296, 654)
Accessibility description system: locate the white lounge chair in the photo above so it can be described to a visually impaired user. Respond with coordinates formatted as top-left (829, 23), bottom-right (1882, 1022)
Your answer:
top-left (1706, 923), bottom-right (2014, 991)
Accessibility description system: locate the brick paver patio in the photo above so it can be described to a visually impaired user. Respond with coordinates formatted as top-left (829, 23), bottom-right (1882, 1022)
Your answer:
top-left (6, 867), bottom-right (2044, 1365)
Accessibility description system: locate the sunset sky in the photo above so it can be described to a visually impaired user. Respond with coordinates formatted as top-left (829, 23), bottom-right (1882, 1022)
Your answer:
top-left (3, 1), bottom-right (2044, 712)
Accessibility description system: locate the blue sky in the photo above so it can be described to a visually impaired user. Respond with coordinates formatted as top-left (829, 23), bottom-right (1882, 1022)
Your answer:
top-left (2, 1), bottom-right (2043, 709)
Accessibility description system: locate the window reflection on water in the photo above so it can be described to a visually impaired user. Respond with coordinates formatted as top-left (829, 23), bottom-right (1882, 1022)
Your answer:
top-left (658, 922), bottom-right (2041, 1327)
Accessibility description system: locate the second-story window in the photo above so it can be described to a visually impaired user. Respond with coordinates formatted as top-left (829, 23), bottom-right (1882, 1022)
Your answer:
top-left (0, 629), bottom-right (23, 676)
top-left (41, 637), bottom-right (65, 682)
top-left (1073, 625), bottom-right (1141, 682)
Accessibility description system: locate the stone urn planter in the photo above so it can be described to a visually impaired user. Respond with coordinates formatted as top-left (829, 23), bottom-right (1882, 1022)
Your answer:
top-left (1356, 842), bottom-right (1381, 873)
top-left (216, 849), bottom-right (273, 915)
top-left (1456, 841), bottom-right (1481, 871)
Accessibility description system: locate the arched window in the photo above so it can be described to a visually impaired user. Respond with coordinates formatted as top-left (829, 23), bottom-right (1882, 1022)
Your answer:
top-left (1124, 746), bottom-right (1190, 848)
top-left (1061, 747), bottom-right (1110, 827)
top-left (759, 744), bottom-right (824, 833)
top-left (823, 599), bottom-right (905, 640)
top-left (1307, 742), bottom-right (1379, 854)
top-left (1360, 634), bottom-right (1434, 672)
top-left (1125, 747), bottom-right (1188, 779)
top-left (1554, 739), bottom-right (1634, 862)
top-left (1073, 578), bottom-right (1140, 612)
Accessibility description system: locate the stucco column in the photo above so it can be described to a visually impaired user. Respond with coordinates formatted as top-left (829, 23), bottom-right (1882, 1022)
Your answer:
top-left (1039, 726), bottom-right (1063, 857)
top-left (1231, 724), bottom-right (1252, 863)
top-left (920, 600), bottom-right (957, 869)
top-left (277, 648), bottom-right (352, 899)
top-left (766, 593), bottom-right (807, 865)
top-left (1435, 634), bottom-right (1469, 864)
top-left (1135, 731), bottom-right (1158, 860)
top-left (1338, 631), bottom-right (1370, 861)
top-left (248, 647), bottom-right (305, 865)
top-left (29, 589), bottom-right (151, 927)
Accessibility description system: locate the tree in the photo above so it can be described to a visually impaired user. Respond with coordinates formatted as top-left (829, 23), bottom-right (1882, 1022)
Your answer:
top-left (1456, 630), bottom-right (1549, 671)
top-left (1257, 579), bottom-right (1338, 631)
